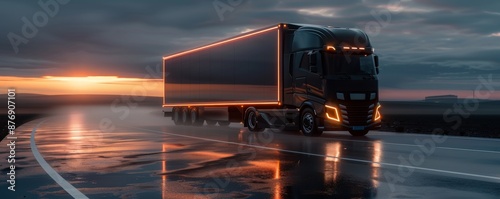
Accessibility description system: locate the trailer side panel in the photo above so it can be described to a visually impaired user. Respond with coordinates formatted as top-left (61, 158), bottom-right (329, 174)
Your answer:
top-left (163, 27), bottom-right (279, 106)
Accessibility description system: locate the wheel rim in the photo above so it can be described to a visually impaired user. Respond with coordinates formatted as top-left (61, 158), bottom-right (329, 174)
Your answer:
top-left (247, 111), bottom-right (257, 129)
top-left (302, 113), bottom-right (314, 133)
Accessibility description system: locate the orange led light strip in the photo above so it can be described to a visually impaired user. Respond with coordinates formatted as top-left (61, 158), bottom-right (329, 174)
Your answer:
top-left (277, 25), bottom-right (281, 103)
top-left (163, 26), bottom-right (278, 60)
top-left (163, 101), bottom-right (280, 107)
top-left (325, 105), bottom-right (340, 122)
top-left (374, 104), bottom-right (382, 120)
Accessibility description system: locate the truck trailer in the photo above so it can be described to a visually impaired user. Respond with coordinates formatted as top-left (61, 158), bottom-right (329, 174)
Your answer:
top-left (162, 23), bottom-right (381, 136)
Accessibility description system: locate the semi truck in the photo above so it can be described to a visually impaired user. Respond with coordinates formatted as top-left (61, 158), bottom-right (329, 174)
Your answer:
top-left (162, 23), bottom-right (381, 136)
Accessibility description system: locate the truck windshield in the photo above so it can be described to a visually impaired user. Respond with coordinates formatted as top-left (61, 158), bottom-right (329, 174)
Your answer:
top-left (324, 53), bottom-right (376, 75)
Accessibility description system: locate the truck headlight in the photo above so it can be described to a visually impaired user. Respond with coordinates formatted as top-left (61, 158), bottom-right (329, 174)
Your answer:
top-left (325, 105), bottom-right (340, 122)
top-left (374, 104), bottom-right (381, 121)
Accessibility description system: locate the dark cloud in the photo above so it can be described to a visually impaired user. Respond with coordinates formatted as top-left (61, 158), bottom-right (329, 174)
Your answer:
top-left (0, 0), bottom-right (499, 95)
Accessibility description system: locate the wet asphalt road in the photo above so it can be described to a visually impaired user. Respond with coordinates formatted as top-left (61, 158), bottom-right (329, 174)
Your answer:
top-left (1, 105), bottom-right (499, 199)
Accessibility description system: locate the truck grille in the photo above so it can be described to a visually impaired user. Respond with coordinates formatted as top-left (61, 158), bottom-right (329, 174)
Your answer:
top-left (339, 103), bottom-right (374, 126)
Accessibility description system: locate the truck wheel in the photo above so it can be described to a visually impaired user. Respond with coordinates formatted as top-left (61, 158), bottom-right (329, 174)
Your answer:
top-left (206, 120), bottom-right (217, 126)
top-left (300, 108), bottom-right (323, 137)
top-left (190, 107), bottom-right (203, 126)
top-left (218, 121), bottom-right (230, 127)
top-left (172, 107), bottom-right (181, 125)
top-left (245, 108), bottom-right (264, 132)
top-left (349, 130), bottom-right (369, 136)
top-left (181, 107), bottom-right (189, 125)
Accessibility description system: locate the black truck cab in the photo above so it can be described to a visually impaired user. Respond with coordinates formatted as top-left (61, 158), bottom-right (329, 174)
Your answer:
top-left (282, 24), bottom-right (381, 136)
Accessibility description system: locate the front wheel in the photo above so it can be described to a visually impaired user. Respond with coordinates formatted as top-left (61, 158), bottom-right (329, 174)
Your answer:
top-left (349, 130), bottom-right (369, 136)
top-left (300, 108), bottom-right (323, 137)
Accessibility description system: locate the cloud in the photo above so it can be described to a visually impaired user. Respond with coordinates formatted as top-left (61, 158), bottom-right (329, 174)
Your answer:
top-left (489, 32), bottom-right (500, 37)
top-left (483, 11), bottom-right (500, 16)
top-left (0, 0), bottom-right (499, 99)
top-left (297, 8), bottom-right (338, 18)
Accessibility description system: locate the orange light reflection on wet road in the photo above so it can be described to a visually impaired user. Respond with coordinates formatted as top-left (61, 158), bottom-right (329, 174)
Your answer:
top-left (372, 141), bottom-right (383, 188)
top-left (325, 142), bottom-right (341, 182)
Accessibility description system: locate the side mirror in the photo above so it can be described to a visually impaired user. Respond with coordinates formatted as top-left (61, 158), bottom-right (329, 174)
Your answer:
top-left (374, 55), bottom-right (379, 74)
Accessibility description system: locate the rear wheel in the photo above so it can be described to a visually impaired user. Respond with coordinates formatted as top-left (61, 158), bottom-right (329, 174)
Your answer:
top-left (300, 108), bottom-right (323, 137)
top-left (181, 107), bottom-right (189, 125)
top-left (172, 107), bottom-right (181, 125)
top-left (189, 107), bottom-right (204, 126)
top-left (245, 108), bottom-right (264, 132)
top-left (349, 130), bottom-right (369, 136)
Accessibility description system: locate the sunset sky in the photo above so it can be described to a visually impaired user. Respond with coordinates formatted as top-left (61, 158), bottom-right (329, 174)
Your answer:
top-left (1, 0), bottom-right (499, 100)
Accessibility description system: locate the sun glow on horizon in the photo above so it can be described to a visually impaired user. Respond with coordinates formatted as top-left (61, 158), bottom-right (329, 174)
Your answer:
top-left (0, 75), bottom-right (162, 96)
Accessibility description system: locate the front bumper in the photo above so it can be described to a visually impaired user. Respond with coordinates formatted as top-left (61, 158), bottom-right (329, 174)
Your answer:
top-left (323, 118), bottom-right (381, 131)
top-left (321, 101), bottom-right (381, 132)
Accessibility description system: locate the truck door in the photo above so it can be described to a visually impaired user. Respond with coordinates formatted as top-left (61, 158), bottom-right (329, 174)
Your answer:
top-left (293, 51), bottom-right (325, 106)
top-left (305, 51), bottom-right (324, 102)
top-left (292, 52), bottom-right (309, 107)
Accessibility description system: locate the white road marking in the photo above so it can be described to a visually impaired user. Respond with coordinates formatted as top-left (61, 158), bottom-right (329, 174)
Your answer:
top-left (134, 126), bottom-right (500, 182)
top-left (321, 137), bottom-right (500, 154)
top-left (30, 121), bottom-right (89, 199)
top-left (372, 131), bottom-right (500, 142)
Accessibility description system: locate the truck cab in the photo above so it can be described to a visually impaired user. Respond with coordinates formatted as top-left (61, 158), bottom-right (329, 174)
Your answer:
top-left (282, 24), bottom-right (381, 136)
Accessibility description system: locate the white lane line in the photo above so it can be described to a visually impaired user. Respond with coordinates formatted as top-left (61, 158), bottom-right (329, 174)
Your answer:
top-left (372, 131), bottom-right (500, 142)
top-left (30, 121), bottom-right (89, 199)
top-left (321, 137), bottom-right (500, 154)
top-left (133, 126), bottom-right (500, 182)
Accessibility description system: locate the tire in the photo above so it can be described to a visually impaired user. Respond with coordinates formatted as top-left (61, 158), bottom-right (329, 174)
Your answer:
top-left (245, 108), bottom-right (264, 132)
top-left (172, 107), bottom-right (181, 125)
top-left (206, 120), bottom-right (217, 126)
top-left (218, 121), bottom-right (230, 127)
top-left (300, 108), bottom-right (323, 137)
top-left (349, 130), bottom-right (369, 136)
top-left (190, 107), bottom-right (204, 126)
top-left (181, 107), bottom-right (189, 125)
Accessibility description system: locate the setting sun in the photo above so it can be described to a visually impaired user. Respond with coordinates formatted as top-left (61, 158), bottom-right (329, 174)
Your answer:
top-left (0, 76), bottom-right (162, 96)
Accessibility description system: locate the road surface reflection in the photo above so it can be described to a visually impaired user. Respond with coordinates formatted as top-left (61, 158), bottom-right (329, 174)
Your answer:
top-left (5, 106), bottom-right (384, 198)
